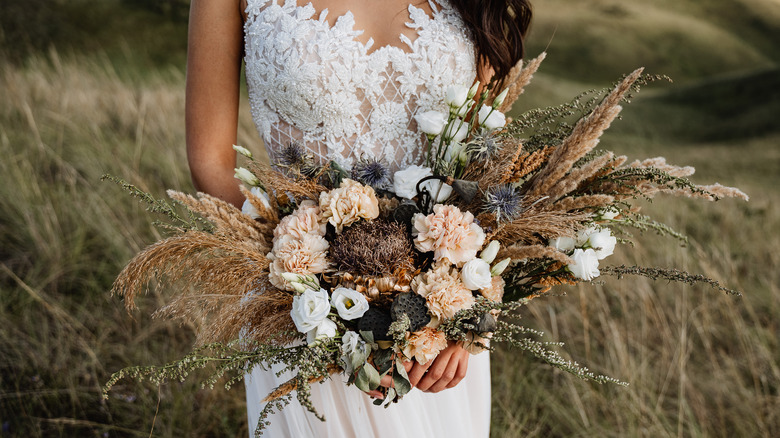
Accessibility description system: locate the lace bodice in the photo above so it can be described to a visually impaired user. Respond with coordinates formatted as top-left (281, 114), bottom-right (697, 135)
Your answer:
top-left (244, 0), bottom-right (477, 172)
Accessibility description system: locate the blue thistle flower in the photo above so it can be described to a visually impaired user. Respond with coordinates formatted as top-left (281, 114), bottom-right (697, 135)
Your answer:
top-left (484, 184), bottom-right (523, 222)
top-left (468, 133), bottom-right (502, 162)
top-left (278, 142), bottom-right (306, 167)
top-left (351, 157), bottom-right (390, 189)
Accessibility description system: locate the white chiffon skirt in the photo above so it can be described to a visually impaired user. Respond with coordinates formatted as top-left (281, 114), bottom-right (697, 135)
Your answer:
top-left (244, 353), bottom-right (491, 437)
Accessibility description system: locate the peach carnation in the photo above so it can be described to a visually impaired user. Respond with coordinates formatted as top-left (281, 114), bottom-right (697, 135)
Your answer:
top-left (319, 179), bottom-right (380, 232)
top-left (268, 233), bottom-right (330, 290)
top-left (412, 204), bottom-right (485, 266)
top-left (480, 276), bottom-right (505, 303)
top-left (413, 260), bottom-right (475, 320)
top-left (402, 327), bottom-right (448, 365)
top-left (274, 200), bottom-right (326, 239)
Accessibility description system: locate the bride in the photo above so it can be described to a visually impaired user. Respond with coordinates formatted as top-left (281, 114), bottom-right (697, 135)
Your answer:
top-left (185, 0), bottom-right (532, 436)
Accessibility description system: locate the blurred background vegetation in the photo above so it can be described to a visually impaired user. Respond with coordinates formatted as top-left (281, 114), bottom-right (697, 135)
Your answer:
top-left (0, 0), bottom-right (778, 436)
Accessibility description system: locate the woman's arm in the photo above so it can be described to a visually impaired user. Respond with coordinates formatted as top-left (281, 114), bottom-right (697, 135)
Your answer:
top-left (186, 0), bottom-right (246, 208)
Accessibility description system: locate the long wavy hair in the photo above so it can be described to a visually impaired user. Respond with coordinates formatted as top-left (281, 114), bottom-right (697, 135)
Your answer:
top-left (448, 0), bottom-right (533, 87)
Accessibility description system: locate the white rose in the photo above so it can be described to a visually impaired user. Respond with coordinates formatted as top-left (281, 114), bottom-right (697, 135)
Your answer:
top-left (445, 85), bottom-right (470, 108)
top-left (414, 110), bottom-right (448, 136)
top-left (443, 119), bottom-right (469, 142)
top-left (393, 165), bottom-right (432, 199)
top-left (567, 248), bottom-right (600, 281)
top-left (587, 228), bottom-right (617, 260)
top-left (478, 105), bottom-right (507, 130)
top-left (549, 236), bottom-right (576, 252)
top-left (576, 227), bottom-right (597, 246)
top-left (392, 165), bottom-right (453, 202)
top-left (330, 287), bottom-right (370, 321)
top-left (241, 187), bottom-right (272, 219)
top-left (461, 258), bottom-right (493, 290)
top-left (290, 288), bottom-right (331, 333)
top-left (307, 318), bottom-right (337, 346)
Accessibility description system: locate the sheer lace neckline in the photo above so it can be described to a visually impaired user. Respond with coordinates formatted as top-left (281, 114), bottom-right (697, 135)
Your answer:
top-left (255, 0), bottom-right (448, 56)
top-left (244, 0), bottom-right (475, 172)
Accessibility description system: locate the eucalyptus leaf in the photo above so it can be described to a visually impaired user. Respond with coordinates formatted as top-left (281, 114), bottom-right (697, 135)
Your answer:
top-left (360, 363), bottom-right (381, 390)
top-left (384, 387), bottom-right (397, 406)
top-left (359, 330), bottom-right (375, 346)
top-left (355, 365), bottom-right (371, 392)
top-left (393, 358), bottom-right (412, 397)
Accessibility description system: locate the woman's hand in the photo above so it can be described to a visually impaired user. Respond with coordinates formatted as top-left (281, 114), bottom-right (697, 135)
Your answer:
top-left (366, 341), bottom-right (469, 398)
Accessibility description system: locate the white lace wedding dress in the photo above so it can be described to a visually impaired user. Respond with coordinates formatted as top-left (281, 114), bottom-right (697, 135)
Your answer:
top-left (242, 0), bottom-right (491, 436)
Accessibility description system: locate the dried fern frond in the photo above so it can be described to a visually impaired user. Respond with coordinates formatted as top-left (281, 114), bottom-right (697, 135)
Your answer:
top-left (526, 68), bottom-right (643, 201)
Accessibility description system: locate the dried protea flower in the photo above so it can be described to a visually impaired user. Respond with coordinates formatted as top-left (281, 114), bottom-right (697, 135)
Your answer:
top-left (329, 220), bottom-right (415, 277)
top-left (351, 157), bottom-right (390, 189)
top-left (483, 184), bottom-right (524, 222)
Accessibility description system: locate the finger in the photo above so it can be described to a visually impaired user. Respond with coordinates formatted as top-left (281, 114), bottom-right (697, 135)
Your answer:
top-left (366, 389), bottom-right (383, 399)
top-left (407, 359), bottom-right (433, 387)
top-left (445, 351), bottom-right (469, 389)
top-left (417, 349), bottom-right (453, 392)
top-left (379, 374), bottom-right (393, 388)
top-left (426, 351), bottom-right (463, 393)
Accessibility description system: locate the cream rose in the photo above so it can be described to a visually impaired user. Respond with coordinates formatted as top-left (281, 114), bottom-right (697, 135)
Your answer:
top-left (413, 204), bottom-right (485, 266)
top-left (319, 179), bottom-right (379, 233)
top-left (402, 327), bottom-right (448, 365)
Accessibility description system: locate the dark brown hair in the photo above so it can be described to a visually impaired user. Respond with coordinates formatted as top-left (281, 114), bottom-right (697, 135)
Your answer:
top-left (448, 0), bottom-right (533, 87)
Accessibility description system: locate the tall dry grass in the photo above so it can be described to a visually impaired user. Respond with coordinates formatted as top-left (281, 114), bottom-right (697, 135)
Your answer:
top-left (1, 48), bottom-right (778, 437)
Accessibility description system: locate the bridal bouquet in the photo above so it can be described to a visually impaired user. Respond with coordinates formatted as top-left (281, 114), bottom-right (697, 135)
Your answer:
top-left (104, 54), bottom-right (747, 435)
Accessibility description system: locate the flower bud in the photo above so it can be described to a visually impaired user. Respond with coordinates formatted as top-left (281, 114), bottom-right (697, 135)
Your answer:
top-left (467, 81), bottom-right (480, 99)
top-left (232, 144), bottom-right (253, 159)
top-left (281, 272), bottom-right (305, 283)
top-left (490, 258), bottom-right (511, 276)
top-left (480, 241), bottom-right (500, 264)
top-left (492, 88), bottom-right (509, 109)
top-left (234, 167), bottom-right (260, 187)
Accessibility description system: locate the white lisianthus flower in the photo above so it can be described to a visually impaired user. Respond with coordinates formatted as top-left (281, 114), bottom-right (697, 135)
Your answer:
top-left (392, 165), bottom-right (452, 202)
top-left (587, 228), bottom-right (617, 260)
top-left (568, 248), bottom-right (600, 281)
top-left (307, 318), bottom-right (337, 346)
top-left (290, 288), bottom-right (331, 333)
top-left (234, 167), bottom-right (260, 187)
top-left (444, 141), bottom-right (465, 163)
top-left (331, 287), bottom-right (370, 321)
top-left (549, 236), bottom-right (576, 252)
top-left (444, 119), bottom-right (469, 142)
top-left (576, 227), bottom-right (597, 246)
top-left (461, 258), bottom-right (493, 290)
top-left (241, 187), bottom-right (272, 219)
top-left (480, 241), bottom-right (500, 264)
top-left (445, 85), bottom-right (470, 109)
top-left (478, 105), bottom-right (507, 130)
top-left (414, 110), bottom-right (448, 136)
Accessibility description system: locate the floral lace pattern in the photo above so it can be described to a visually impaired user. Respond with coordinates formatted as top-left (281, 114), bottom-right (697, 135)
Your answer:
top-left (244, 0), bottom-right (476, 172)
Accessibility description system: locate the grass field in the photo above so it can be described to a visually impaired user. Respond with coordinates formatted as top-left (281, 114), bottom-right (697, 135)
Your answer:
top-left (1, 1), bottom-right (778, 436)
